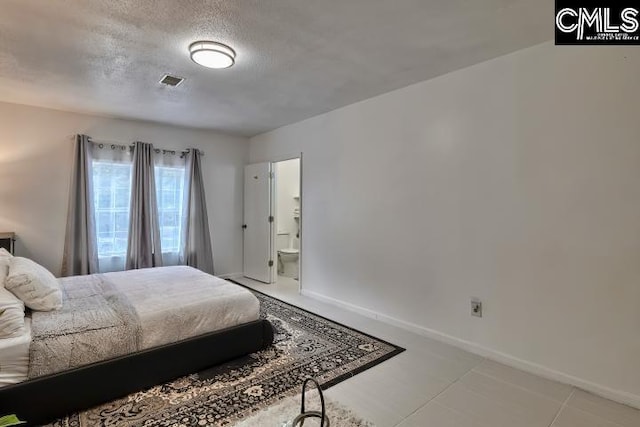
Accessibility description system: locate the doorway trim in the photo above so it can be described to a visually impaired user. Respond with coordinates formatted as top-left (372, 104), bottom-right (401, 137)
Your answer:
top-left (270, 153), bottom-right (303, 293)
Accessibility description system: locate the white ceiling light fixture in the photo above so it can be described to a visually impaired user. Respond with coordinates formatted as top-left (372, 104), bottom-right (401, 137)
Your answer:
top-left (189, 41), bottom-right (236, 69)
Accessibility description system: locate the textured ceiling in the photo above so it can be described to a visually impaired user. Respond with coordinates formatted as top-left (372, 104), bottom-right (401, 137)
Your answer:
top-left (0, 0), bottom-right (551, 136)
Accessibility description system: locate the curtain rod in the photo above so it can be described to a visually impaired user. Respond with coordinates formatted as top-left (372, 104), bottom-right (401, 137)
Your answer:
top-left (81, 136), bottom-right (204, 157)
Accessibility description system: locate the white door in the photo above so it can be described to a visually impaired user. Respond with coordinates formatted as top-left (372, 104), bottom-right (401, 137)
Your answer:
top-left (243, 162), bottom-right (274, 283)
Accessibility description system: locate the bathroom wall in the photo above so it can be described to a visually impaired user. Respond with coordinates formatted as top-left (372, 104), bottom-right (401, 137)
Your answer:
top-left (275, 158), bottom-right (300, 249)
top-left (250, 42), bottom-right (640, 406)
top-left (0, 101), bottom-right (249, 276)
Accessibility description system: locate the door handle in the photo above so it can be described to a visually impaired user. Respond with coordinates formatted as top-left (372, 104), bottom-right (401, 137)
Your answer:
top-left (242, 224), bottom-right (247, 229)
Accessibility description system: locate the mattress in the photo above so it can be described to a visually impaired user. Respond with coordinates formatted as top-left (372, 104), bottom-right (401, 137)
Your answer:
top-left (0, 317), bottom-right (31, 387)
top-left (103, 266), bottom-right (260, 349)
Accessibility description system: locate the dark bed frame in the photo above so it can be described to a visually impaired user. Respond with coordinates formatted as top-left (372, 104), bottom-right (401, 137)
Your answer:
top-left (0, 319), bottom-right (274, 426)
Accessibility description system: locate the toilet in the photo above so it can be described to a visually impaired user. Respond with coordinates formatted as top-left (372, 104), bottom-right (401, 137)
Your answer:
top-left (276, 233), bottom-right (299, 279)
top-left (278, 248), bottom-right (299, 278)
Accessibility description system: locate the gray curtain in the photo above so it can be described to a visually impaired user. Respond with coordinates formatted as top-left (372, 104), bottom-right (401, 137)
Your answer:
top-left (181, 149), bottom-right (214, 274)
top-left (61, 134), bottom-right (98, 276)
top-left (126, 142), bottom-right (163, 269)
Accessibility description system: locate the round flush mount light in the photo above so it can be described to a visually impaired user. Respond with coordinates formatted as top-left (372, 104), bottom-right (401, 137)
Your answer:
top-left (189, 41), bottom-right (236, 69)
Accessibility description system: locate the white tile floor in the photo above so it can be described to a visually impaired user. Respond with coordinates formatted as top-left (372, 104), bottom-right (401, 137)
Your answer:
top-left (233, 276), bottom-right (640, 427)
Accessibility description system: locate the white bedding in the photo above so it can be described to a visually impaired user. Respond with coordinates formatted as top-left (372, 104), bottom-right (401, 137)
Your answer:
top-left (9, 266), bottom-right (260, 384)
top-left (102, 266), bottom-right (260, 349)
top-left (0, 317), bottom-right (31, 387)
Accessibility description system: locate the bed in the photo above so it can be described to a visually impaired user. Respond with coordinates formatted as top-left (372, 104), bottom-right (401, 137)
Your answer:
top-left (0, 266), bottom-right (274, 425)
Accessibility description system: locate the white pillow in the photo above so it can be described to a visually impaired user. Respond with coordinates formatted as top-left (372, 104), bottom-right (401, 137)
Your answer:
top-left (0, 287), bottom-right (26, 338)
top-left (6, 257), bottom-right (63, 311)
top-left (0, 258), bottom-right (8, 288)
top-left (0, 247), bottom-right (12, 260)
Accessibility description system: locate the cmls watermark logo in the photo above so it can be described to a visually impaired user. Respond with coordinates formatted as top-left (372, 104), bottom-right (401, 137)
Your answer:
top-left (555, 0), bottom-right (640, 45)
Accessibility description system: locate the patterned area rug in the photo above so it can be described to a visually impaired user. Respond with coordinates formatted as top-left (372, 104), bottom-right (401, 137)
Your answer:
top-left (51, 289), bottom-right (404, 426)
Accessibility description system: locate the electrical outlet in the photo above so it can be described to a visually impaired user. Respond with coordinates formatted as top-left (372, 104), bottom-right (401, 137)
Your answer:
top-left (471, 298), bottom-right (482, 318)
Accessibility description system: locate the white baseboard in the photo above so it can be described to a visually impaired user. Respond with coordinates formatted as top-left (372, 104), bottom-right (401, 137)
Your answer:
top-left (218, 272), bottom-right (243, 279)
top-left (300, 289), bottom-right (640, 410)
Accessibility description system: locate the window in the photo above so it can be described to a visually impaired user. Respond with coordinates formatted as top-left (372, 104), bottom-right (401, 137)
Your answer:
top-left (155, 165), bottom-right (186, 255)
top-left (92, 160), bottom-right (132, 261)
top-left (90, 146), bottom-right (186, 271)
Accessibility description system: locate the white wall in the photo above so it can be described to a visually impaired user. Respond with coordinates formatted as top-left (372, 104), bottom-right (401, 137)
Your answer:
top-left (275, 159), bottom-right (300, 249)
top-left (0, 102), bottom-right (249, 276)
top-left (250, 42), bottom-right (640, 405)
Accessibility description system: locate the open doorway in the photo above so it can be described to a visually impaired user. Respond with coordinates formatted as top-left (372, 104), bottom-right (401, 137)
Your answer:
top-left (242, 156), bottom-right (301, 294)
top-left (272, 158), bottom-right (300, 293)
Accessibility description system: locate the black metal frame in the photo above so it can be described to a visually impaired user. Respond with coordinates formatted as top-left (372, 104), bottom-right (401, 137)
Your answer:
top-left (0, 319), bottom-right (274, 426)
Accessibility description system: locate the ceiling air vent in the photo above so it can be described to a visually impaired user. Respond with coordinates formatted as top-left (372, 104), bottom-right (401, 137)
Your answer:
top-left (159, 74), bottom-right (185, 87)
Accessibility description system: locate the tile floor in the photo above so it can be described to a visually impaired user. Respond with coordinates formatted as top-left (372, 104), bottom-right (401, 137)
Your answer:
top-left (233, 276), bottom-right (640, 427)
